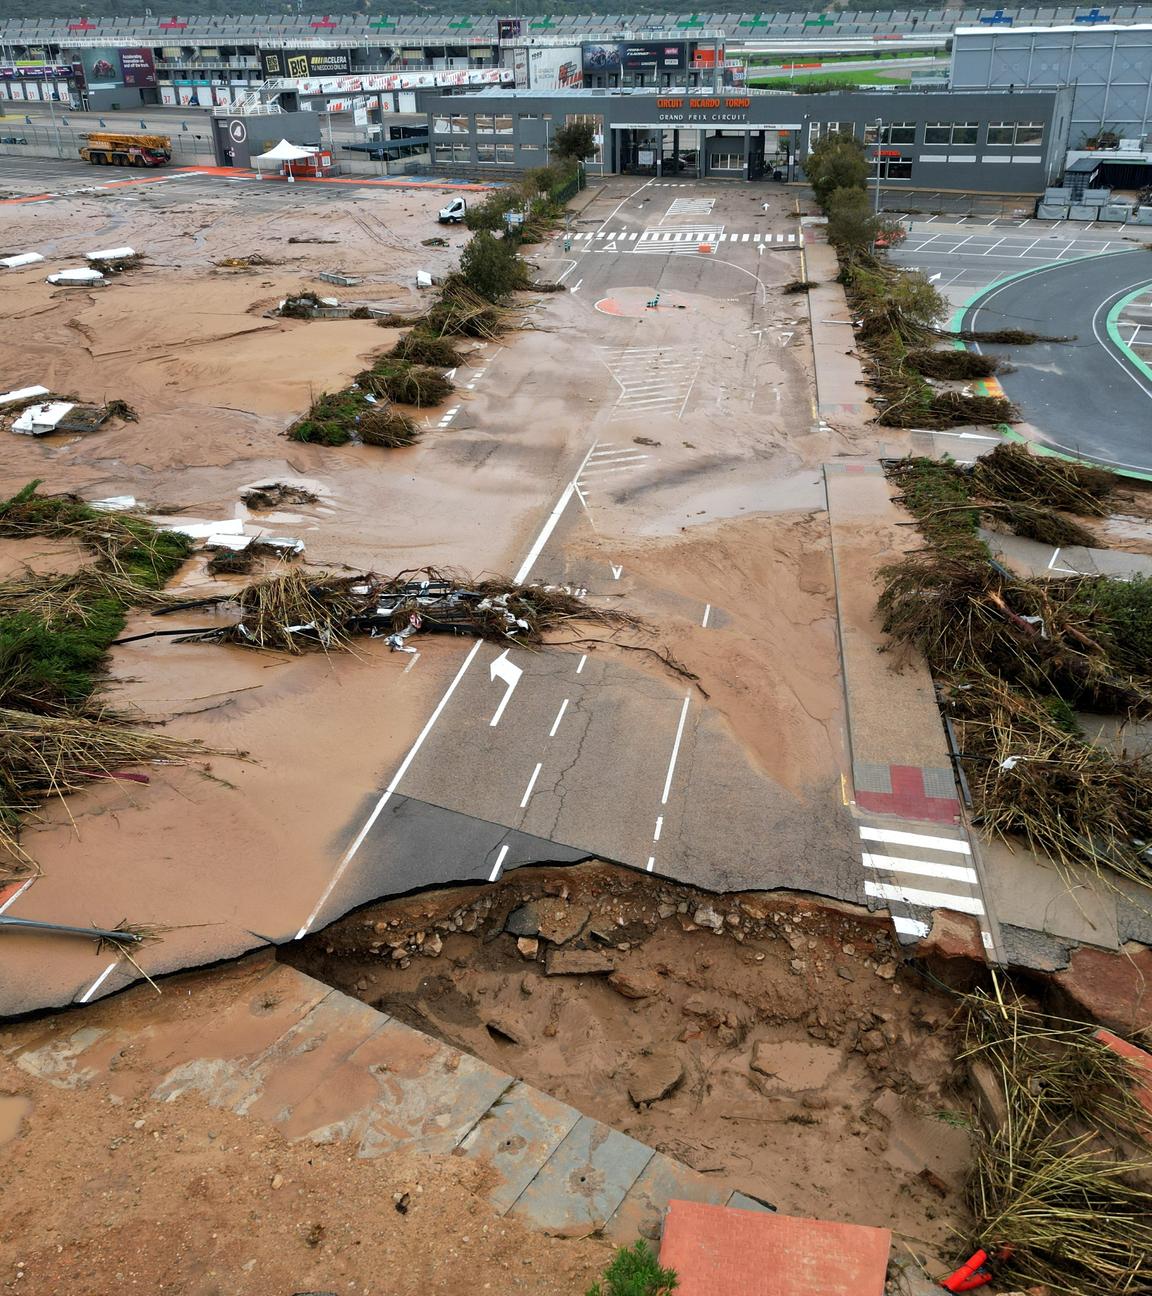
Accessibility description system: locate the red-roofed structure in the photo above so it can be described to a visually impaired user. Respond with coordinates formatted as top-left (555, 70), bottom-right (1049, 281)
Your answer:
top-left (658, 1200), bottom-right (891, 1296)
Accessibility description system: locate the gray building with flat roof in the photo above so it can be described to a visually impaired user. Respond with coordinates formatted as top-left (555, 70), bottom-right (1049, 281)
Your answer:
top-left (951, 23), bottom-right (1152, 145)
top-left (424, 86), bottom-right (1074, 192)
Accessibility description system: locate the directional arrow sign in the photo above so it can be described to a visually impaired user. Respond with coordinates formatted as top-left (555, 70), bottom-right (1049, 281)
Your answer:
top-left (610, 564), bottom-right (623, 580)
top-left (489, 649), bottom-right (522, 727)
top-left (928, 272), bottom-right (942, 283)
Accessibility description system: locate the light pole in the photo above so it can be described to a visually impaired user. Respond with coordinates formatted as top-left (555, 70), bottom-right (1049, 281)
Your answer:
top-left (872, 115), bottom-right (883, 219)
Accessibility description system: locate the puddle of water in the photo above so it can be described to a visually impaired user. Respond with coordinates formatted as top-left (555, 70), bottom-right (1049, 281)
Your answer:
top-left (0, 1094), bottom-right (32, 1147)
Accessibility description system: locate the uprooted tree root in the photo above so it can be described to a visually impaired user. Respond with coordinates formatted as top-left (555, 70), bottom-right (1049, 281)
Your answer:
top-left (165, 566), bottom-right (648, 656)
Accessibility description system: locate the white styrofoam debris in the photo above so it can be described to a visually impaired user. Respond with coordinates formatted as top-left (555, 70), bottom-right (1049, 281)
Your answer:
top-left (260, 536), bottom-right (305, 555)
top-left (164, 518), bottom-right (246, 540)
top-left (85, 246), bottom-right (136, 262)
top-left (1, 253), bottom-right (45, 270)
top-left (12, 401), bottom-right (76, 435)
top-left (0, 385), bottom-right (50, 406)
top-left (204, 534), bottom-right (254, 552)
top-left (47, 268), bottom-right (105, 286)
top-left (416, 270), bottom-right (434, 288)
top-left (89, 496), bottom-right (138, 512)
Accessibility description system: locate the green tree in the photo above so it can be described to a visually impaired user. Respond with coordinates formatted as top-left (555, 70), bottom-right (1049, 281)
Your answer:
top-left (458, 229), bottom-right (527, 303)
top-left (551, 119), bottom-right (598, 164)
top-left (586, 1240), bottom-right (678, 1296)
top-left (803, 132), bottom-right (869, 209)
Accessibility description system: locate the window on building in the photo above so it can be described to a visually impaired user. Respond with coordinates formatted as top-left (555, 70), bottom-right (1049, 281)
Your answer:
top-left (865, 122), bottom-right (914, 145)
top-left (494, 114), bottom-right (513, 134)
top-left (711, 152), bottom-right (744, 171)
top-left (433, 113), bottom-right (469, 136)
top-left (924, 122), bottom-right (979, 146)
top-left (448, 143), bottom-right (470, 163)
top-left (986, 121), bottom-right (1044, 147)
top-left (495, 144), bottom-right (515, 164)
top-left (476, 143), bottom-right (496, 163)
top-left (475, 113), bottom-right (494, 134)
top-left (878, 158), bottom-right (913, 179)
top-left (520, 141), bottom-right (540, 151)
top-left (564, 112), bottom-right (604, 163)
top-left (519, 113), bottom-right (539, 122)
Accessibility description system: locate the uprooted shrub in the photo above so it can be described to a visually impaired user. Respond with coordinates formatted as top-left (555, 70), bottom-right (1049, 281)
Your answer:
top-left (356, 360), bottom-right (453, 408)
top-left (389, 330), bottom-right (464, 369)
top-left (358, 406), bottom-right (420, 448)
top-left (905, 348), bottom-right (1000, 380)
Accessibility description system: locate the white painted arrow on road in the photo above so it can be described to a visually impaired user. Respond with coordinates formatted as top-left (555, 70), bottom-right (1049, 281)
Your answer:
top-left (488, 649), bottom-right (523, 727)
top-left (610, 563), bottom-right (623, 580)
top-left (928, 273), bottom-right (942, 283)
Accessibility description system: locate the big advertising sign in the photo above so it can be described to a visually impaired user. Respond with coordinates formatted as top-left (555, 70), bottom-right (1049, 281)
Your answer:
top-left (119, 48), bottom-right (157, 88)
top-left (261, 48), bottom-right (351, 79)
top-left (582, 41), bottom-right (686, 73)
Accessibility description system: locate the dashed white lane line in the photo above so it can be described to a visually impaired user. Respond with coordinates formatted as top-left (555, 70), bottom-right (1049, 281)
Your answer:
top-left (488, 843), bottom-right (510, 883)
top-left (549, 698), bottom-right (570, 737)
top-left (864, 879), bottom-right (985, 917)
top-left (576, 654), bottom-right (587, 674)
top-left (660, 695), bottom-right (692, 806)
top-left (520, 761), bottom-right (543, 809)
top-left (861, 852), bottom-right (979, 885)
top-left (653, 816), bottom-right (663, 842)
top-left (646, 856), bottom-right (656, 872)
top-left (859, 826), bottom-right (971, 853)
top-left (79, 961), bottom-right (119, 1004)
top-left (701, 603), bottom-right (711, 628)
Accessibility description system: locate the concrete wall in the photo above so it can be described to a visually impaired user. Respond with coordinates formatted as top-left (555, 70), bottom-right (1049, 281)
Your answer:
top-left (952, 25), bottom-right (1152, 143)
top-left (209, 108), bottom-right (322, 166)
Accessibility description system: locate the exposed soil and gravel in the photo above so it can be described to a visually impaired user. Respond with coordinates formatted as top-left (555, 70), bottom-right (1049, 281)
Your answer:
top-left (284, 862), bottom-right (978, 1271)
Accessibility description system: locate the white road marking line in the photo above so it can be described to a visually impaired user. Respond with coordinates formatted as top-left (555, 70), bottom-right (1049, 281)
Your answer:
top-left (583, 453), bottom-right (651, 465)
top-left (0, 877), bottom-right (34, 914)
top-left (653, 816), bottom-right (663, 842)
top-left (892, 915), bottom-right (931, 938)
top-left (520, 761), bottom-right (543, 809)
top-left (610, 563), bottom-right (623, 580)
top-left (865, 880), bottom-right (985, 916)
top-left (859, 826), bottom-right (971, 854)
top-left (576, 654), bottom-right (587, 674)
top-left (402, 651), bottom-right (421, 674)
top-left (861, 852), bottom-right (980, 885)
top-left (295, 638), bottom-right (484, 938)
top-left (488, 843), bottom-right (510, 883)
top-left (549, 698), bottom-right (570, 737)
top-left (488, 649), bottom-right (523, 728)
top-left (646, 856), bottom-right (656, 872)
top-left (79, 961), bottom-right (119, 1004)
top-left (571, 278), bottom-right (583, 293)
top-left (513, 482), bottom-right (575, 585)
top-left (660, 695), bottom-right (692, 806)
top-left (701, 603), bottom-right (711, 628)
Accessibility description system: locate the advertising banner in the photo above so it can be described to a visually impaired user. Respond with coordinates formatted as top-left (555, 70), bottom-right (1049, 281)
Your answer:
top-left (261, 48), bottom-right (351, 79)
top-left (287, 67), bottom-right (511, 94)
top-left (527, 46), bottom-right (583, 90)
top-left (582, 43), bottom-right (621, 73)
top-left (79, 47), bottom-right (123, 90)
top-left (119, 48), bottom-right (157, 88)
top-left (0, 62), bottom-right (72, 78)
top-left (620, 41), bottom-right (686, 71)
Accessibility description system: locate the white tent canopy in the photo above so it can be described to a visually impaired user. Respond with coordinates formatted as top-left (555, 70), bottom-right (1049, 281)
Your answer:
top-left (251, 138), bottom-right (322, 183)
top-left (253, 139), bottom-right (318, 162)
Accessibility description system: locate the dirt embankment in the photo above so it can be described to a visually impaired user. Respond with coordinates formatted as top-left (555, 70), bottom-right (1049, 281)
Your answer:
top-left (283, 862), bottom-right (979, 1269)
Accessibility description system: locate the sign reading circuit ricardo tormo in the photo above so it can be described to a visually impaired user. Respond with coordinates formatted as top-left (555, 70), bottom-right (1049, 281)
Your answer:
top-left (656, 96), bottom-right (753, 124)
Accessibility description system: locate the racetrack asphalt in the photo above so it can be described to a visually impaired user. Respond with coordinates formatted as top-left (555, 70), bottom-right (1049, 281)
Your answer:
top-left (960, 249), bottom-right (1152, 474)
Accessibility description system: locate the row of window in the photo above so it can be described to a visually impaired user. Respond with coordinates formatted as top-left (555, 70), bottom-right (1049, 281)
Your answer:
top-left (437, 141), bottom-right (536, 164)
top-left (813, 120), bottom-right (1044, 148)
top-left (433, 110), bottom-right (547, 136)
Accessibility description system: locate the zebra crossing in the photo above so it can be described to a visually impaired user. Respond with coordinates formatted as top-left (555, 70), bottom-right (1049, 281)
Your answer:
top-left (599, 346), bottom-right (700, 424)
top-left (666, 197), bottom-right (716, 217)
top-left (857, 822), bottom-right (997, 956)
top-left (565, 229), bottom-right (799, 248)
top-left (575, 441), bottom-right (654, 501)
top-left (637, 225), bottom-right (725, 255)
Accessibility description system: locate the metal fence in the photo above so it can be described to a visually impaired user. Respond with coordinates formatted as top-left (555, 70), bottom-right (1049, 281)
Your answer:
top-left (0, 122), bottom-right (215, 166)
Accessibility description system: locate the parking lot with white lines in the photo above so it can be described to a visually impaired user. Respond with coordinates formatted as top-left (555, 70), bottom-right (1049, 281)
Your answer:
top-left (889, 223), bottom-right (1143, 295)
top-left (599, 345), bottom-right (701, 427)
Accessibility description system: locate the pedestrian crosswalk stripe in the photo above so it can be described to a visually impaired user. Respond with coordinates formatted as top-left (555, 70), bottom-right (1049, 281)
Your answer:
top-left (859, 826), bottom-right (971, 853)
top-left (864, 880), bottom-right (985, 916)
top-left (861, 852), bottom-right (980, 885)
top-left (892, 915), bottom-right (931, 938)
